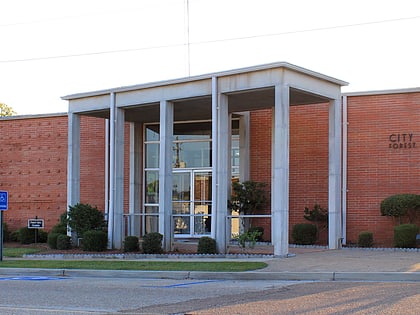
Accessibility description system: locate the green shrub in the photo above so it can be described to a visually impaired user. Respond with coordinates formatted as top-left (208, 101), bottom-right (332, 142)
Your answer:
top-left (2, 222), bottom-right (10, 242)
top-left (51, 212), bottom-right (68, 235)
top-left (247, 226), bottom-right (264, 242)
top-left (197, 236), bottom-right (217, 254)
top-left (124, 236), bottom-right (139, 252)
top-left (292, 223), bottom-right (318, 245)
top-left (142, 232), bottom-right (163, 254)
top-left (51, 223), bottom-right (67, 235)
top-left (303, 204), bottom-right (328, 235)
top-left (381, 194), bottom-right (420, 223)
top-left (394, 224), bottom-right (419, 248)
top-left (56, 234), bottom-right (72, 250)
top-left (19, 227), bottom-right (47, 244)
top-left (17, 227), bottom-right (35, 244)
top-left (238, 229), bottom-right (263, 249)
top-left (38, 230), bottom-right (48, 243)
top-left (10, 230), bottom-right (19, 242)
top-left (67, 203), bottom-right (106, 238)
top-left (358, 231), bottom-right (373, 248)
top-left (47, 233), bottom-right (60, 249)
top-left (82, 230), bottom-right (108, 252)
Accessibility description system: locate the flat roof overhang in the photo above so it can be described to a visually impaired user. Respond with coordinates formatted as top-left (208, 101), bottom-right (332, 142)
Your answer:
top-left (62, 62), bottom-right (348, 123)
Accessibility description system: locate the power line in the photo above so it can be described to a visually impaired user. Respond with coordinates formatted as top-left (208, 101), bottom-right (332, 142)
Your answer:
top-left (0, 14), bottom-right (419, 64)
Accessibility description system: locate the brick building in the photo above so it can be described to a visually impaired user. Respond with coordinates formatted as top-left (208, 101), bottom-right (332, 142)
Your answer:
top-left (1, 63), bottom-right (419, 252)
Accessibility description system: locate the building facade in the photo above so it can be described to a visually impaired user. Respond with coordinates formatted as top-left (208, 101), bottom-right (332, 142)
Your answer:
top-left (1, 63), bottom-right (419, 253)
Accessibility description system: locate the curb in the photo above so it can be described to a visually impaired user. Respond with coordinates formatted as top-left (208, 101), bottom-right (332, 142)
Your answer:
top-left (0, 268), bottom-right (418, 282)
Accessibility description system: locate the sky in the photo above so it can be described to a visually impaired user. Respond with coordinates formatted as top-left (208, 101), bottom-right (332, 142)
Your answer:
top-left (1, 0), bottom-right (419, 115)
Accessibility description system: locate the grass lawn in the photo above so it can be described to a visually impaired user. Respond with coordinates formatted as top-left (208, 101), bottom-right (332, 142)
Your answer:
top-left (0, 260), bottom-right (267, 271)
top-left (1, 246), bottom-right (267, 271)
top-left (3, 247), bottom-right (43, 257)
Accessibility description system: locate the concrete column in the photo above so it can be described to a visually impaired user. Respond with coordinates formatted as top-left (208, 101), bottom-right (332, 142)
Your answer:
top-left (129, 122), bottom-right (143, 236)
top-left (211, 77), bottom-right (218, 241)
top-left (67, 112), bottom-right (80, 237)
top-left (328, 98), bottom-right (342, 249)
top-left (214, 92), bottom-right (230, 253)
top-left (114, 106), bottom-right (125, 249)
top-left (109, 93), bottom-right (125, 249)
top-left (104, 119), bottom-right (109, 223)
top-left (272, 84), bottom-right (290, 257)
top-left (159, 100), bottom-right (173, 252)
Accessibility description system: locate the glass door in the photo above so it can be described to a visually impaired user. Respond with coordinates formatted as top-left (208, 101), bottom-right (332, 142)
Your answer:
top-left (172, 170), bottom-right (212, 237)
top-left (193, 171), bottom-right (212, 235)
top-left (172, 171), bottom-right (191, 235)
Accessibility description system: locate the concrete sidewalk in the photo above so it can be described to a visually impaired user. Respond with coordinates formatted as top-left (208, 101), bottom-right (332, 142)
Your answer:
top-left (0, 247), bottom-right (418, 282)
top-left (255, 247), bottom-right (420, 281)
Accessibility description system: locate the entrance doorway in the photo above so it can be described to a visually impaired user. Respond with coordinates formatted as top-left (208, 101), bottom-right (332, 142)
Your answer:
top-left (172, 170), bottom-right (212, 237)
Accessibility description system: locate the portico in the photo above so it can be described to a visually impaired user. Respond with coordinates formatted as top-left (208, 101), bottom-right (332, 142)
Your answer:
top-left (63, 62), bottom-right (347, 256)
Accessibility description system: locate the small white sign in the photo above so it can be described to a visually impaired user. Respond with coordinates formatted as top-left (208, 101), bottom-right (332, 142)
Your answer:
top-left (28, 219), bottom-right (44, 229)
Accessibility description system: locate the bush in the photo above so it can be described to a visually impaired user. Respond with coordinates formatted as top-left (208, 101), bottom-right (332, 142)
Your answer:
top-left (2, 222), bottom-right (10, 242)
top-left (292, 223), bottom-right (318, 245)
top-left (238, 229), bottom-right (263, 249)
top-left (247, 226), bottom-right (264, 242)
top-left (51, 223), bottom-right (67, 235)
top-left (381, 194), bottom-right (420, 223)
top-left (10, 230), bottom-right (19, 242)
top-left (394, 224), bottom-right (419, 248)
top-left (124, 236), bottom-right (139, 252)
top-left (197, 236), bottom-right (217, 254)
top-left (56, 234), bottom-right (72, 250)
top-left (358, 231), bottom-right (373, 248)
top-left (82, 230), bottom-right (108, 252)
top-left (38, 230), bottom-right (48, 243)
top-left (47, 233), bottom-right (60, 249)
top-left (67, 203), bottom-right (106, 238)
top-left (17, 227), bottom-right (35, 244)
top-left (51, 212), bottom-right (68, 235)
top-left (304, 204), bottom-right (328, 235)
top-left (142, 232), bottom-right (163, 254)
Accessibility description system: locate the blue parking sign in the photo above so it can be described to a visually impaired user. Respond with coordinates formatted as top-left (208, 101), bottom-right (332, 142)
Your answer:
top-left (0, 191), bottom-right (8, 211)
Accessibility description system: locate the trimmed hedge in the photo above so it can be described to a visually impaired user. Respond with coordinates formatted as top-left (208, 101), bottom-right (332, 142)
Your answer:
top-left (18, 227), bottom-right (48, 244)
top-left (47, 233), bottom-right (61, 249)
top-left (142, 232), bottom-right (163, 254)
top-left (292, 223), bottom-right (318, 245)
top-left (358, 231), bottom-right (373, 248)
top-left (124, 236), bottom-right (139, 252)
top-left (56, 234), bottom-right (72, 250)
top-left (67, 203), bottom-right (106, 238)
top-left (381, 194), bottom-right (420, 222)
top-left (197, 236), bottom-right (217, 254)
top-left (394, 224), bottom-right (419, 248)
top-left (82, 230), bottom-right (108, 252)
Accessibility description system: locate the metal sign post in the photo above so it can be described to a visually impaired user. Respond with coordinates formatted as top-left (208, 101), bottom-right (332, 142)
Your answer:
top-left (0, 191), bottom-right (9, 262)
top-left (28, 217), bottom-right (44, 243)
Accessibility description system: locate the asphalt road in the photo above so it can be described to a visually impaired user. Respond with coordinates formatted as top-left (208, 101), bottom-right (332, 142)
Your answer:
top-left (0, 276), bottom-right (418, 314)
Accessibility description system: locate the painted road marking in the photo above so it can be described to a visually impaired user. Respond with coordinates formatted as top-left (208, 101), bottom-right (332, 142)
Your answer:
top-left (142, 280), bottom-right (223, 288)
top-left (0, 276), bottom-right (68, 281)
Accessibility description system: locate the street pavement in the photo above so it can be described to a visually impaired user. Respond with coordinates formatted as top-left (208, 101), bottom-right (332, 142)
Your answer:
top-left (0, 247), bottom-right (418, 282)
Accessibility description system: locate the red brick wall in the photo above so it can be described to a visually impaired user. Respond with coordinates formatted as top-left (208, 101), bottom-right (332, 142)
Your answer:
top-left (249, 104), bottom-right (329, 243)
top-left (0, 115), bottom-right (68, 231)
top-left (79, 116), bottom-right (106, 210)
top-left (0, 115), bottom-right (108, 233)
top-left (249, 109), bottom-right (272, 240)
top-left (346, 92), bottom-right (420, 246)
top-left (289, 103), bottom-right (329, 244)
